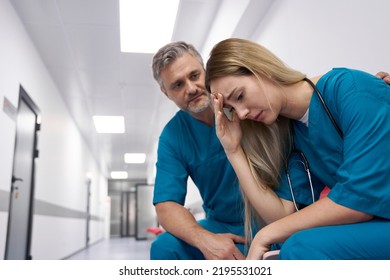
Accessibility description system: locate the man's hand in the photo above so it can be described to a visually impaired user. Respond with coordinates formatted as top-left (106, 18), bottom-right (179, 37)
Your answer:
top-left (376, 71), bottom-right (390, 85)
top-left (198, 233), bottom-right (246, 260)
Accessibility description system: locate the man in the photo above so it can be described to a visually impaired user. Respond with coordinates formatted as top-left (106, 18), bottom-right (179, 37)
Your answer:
top-left (150, 41), bottom-right (247, 260)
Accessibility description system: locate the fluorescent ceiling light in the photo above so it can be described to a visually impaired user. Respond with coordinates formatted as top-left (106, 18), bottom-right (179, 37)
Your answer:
top-left (93, 116), bottom-right (125, 133)
top-left (110, 171), bottom-right (128, 179)
top-left (125, 153), bottom-right (146, 164)
top-left (119, 0), bottom-right (180, 53)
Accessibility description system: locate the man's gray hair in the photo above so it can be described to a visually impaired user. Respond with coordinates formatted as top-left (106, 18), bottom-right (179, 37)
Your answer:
top-left (152, 41), bottom-right (204, 87)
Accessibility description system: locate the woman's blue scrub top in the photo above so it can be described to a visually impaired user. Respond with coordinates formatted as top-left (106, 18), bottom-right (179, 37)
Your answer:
top-left (275, 68), bottom-right (390, 219)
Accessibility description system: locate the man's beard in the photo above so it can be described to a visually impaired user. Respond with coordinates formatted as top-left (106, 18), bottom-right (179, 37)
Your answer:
top-left (188, 94), bottom-right (211, 113)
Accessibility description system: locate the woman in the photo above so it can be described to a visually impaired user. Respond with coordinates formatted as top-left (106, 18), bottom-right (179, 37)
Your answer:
top-left (205, 38), bottom-right (390, 260)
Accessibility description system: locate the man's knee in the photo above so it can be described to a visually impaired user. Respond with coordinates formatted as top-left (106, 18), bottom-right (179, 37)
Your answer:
top-left (150, 231), bottom-right (203, 260)
top-left (150, 232), bottom-right (180, 260)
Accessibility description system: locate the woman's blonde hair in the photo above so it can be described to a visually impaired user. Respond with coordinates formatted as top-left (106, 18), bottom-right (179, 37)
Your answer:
top-left (205, 38), bottom-right (306, 248)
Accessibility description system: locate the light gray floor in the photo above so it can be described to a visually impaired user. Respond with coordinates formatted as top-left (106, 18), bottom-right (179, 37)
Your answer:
top-left (66, 237), bottom-right (153, 260)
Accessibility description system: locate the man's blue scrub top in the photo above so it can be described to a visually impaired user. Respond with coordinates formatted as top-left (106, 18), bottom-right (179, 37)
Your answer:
top-left (154, 110), bottom-right (244, 223)
top-left (275, 68), bottom-right (390, 219)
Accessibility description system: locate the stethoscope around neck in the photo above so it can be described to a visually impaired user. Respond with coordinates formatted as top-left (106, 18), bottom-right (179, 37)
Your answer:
top-left (285, 144), bottom-right (315, 212)
top-left (285, 78), bottom-right (343, 211)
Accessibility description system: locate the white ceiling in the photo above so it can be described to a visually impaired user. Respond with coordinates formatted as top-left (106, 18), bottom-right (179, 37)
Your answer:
top-left (10, 0), bottom-right (273, 179)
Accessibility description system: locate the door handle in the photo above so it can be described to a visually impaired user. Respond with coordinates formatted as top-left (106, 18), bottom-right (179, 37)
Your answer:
top-left (12, 175), bottom-right (23, 184)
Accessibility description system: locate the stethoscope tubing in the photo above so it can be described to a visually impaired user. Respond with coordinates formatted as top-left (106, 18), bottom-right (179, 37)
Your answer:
top-left (286, 78), bottom-right (341, 211)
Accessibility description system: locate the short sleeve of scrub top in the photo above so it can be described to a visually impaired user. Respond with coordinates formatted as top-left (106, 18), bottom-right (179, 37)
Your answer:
top-left (314, 68), bottom-right (390, 218)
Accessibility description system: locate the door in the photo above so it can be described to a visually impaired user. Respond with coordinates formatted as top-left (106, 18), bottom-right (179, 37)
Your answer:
top-left (120, 191), bottom-right (136, 237)
top-left (136, 184), bottom-right (157, 240)
top-left (4, 86), bottom-right (40, 260)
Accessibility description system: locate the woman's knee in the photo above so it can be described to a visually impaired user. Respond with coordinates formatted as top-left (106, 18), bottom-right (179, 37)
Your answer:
top-left (279, 230), bottom-right (331, 260)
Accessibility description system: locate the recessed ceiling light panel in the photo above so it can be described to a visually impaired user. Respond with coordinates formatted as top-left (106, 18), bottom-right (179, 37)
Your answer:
top-left (93, 116), bottom-right (125, 133)
top-left (124, 153), bottom-right (146, 164)
top-left (119, 0), bottom-right (180, 53)
top-left (110, 171), bottom-right (128, 179)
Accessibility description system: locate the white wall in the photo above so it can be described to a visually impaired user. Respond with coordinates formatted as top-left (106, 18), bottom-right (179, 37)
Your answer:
top-left (252, 0), bottom-right (390, 77)
top-left (0, 0), bottom-right (107, 259)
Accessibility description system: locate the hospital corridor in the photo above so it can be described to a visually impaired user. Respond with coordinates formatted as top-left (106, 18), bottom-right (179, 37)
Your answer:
top-left (1, 0), bottom-right (390, 261)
